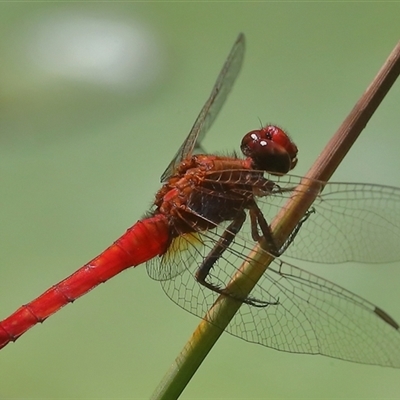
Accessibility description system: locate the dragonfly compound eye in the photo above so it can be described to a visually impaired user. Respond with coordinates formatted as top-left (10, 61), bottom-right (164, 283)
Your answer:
top-left (240, 125), bottom-right (298, 174)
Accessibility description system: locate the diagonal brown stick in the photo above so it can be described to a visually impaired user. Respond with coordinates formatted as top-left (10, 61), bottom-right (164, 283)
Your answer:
top-left (151, 40), bottom-right (400, 400)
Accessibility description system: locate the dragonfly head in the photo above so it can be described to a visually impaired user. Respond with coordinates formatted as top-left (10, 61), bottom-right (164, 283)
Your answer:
top-left (240, 125), bottom-right (298, 175)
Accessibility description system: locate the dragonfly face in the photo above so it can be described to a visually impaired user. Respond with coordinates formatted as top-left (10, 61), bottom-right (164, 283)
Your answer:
top-left (241, 125), bottom-right (298, 174)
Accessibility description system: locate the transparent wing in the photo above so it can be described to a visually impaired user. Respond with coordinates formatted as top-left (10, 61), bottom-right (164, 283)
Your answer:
top-left (256, 174), bottom-right (400, 264)
top-left (146, 174), bottom-right (400, 367)
top-left (146, 220), bottom-right (400, 368)
top-left (160, 33), bottom-right (245, 182)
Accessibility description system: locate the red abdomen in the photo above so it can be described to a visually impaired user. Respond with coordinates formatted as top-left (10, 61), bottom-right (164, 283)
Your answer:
top-left (0, 214), bottom-right (170, 349)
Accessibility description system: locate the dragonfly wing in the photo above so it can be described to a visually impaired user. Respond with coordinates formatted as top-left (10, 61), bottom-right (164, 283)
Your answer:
top-left (290, 181), bottom-right (400, 263)
top-left (160, 33), bottom-right (245, 182)
top-left (158, 224), bottom-right (400, 367)
top-left (256, 175), bottom-right (400, 264)
top-left (146, 232), bottom-right (206, 281)
top-left (230, 258), bottom-right (400, 367)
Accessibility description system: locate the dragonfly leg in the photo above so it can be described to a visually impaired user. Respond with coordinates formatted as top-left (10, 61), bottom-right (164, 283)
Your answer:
top-left (251, 202), bottom-right (315, 256)
top-left (195, 210), bottom-right (245, 284)
top-left (249, 202), bottom-right (280, 256)
top-left (279, 207), bottom-right (315, 254)
top-left (195, 211), bottom-right (274, 307)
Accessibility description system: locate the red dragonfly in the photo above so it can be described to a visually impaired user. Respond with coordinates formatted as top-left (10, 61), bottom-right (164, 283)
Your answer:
top-left (1, 33), bottom-right (400, 368)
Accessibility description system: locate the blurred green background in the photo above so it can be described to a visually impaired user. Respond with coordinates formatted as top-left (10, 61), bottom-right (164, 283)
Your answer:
top-left (1, 2), bottom-right (400, 399)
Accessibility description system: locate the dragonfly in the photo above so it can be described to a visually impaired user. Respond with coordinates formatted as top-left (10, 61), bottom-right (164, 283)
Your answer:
top-left (1, 33), bottom-right (400, 368)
